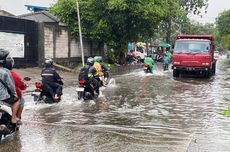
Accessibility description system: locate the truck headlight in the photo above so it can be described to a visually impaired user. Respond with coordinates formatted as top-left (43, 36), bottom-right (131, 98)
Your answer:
top-left (202, 62), bottom-right (210, 66)
top-left (173, 62), bottom-right (180, 65)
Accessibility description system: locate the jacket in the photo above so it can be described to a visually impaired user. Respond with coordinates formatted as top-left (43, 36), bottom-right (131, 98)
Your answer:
top-left (0, 67), bottom-right (17, 100)
top-left (10, 70), bottom-right (27, 98)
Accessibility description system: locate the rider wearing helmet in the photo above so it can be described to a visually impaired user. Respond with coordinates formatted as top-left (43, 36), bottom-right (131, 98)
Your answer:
top-left (93, 56), bottom-right (106, 86)
top-left (41, 58), bottom-right (63, 100)
top-left (0, 49), bottom-right (20, 124)
top-left (93, 56), bottom-right (104, 77)
top-left (78, 57), bottom-right (99, 96)
top-left (144, 54), bottom-right (155, 73)
top-left (4, 56), bottom-right (27, 120)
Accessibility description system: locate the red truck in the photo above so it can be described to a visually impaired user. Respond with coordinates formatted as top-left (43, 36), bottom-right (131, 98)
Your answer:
top-left (172, 34), bottom-right (216, 78)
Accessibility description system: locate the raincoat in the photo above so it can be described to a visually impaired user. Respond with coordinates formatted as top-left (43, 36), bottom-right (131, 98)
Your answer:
top-left (144, 57), bottom-right (154, 73)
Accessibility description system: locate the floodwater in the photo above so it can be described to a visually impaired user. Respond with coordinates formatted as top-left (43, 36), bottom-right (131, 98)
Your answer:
top-left (1, 56), bottom-right (230, 152)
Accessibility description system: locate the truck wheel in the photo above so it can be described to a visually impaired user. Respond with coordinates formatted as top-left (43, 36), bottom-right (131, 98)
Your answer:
top-left (173, 70), bottom-right (179, 77)
top-left (212, 63), bottom-right (216, 74)
top-left (204, 70), bottom-right (211, 78)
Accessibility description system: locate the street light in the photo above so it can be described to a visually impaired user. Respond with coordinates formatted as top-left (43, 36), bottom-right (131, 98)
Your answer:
top-left (76, 0), bottom-right (85, 66)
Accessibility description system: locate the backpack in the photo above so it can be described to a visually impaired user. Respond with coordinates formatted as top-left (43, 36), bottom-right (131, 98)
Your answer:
top-left (78, 66), bottom-right (90, 81)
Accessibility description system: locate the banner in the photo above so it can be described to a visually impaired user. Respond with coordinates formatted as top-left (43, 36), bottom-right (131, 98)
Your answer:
top-left (0, 32), bottom-right (25, 58)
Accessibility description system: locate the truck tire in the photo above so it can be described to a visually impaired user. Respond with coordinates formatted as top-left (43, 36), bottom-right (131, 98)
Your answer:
top-left (204, 70), bottom-right (211, 78)
top-left (173, 70), bottom-right (179, 77)
top-left (212, 62), bottom-right (216, 74)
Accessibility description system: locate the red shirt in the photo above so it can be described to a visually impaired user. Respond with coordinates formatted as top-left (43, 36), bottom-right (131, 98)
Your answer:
top-left (10, 70), bottom-right (27, 98)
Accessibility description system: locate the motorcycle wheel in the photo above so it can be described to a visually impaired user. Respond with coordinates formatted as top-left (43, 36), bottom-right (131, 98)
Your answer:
top-left (104, 72), bottom-right (110, 84)
top-left (78, 92), bottom-right (84, 100)
top-left (33, 95), bottom-right (39, 102)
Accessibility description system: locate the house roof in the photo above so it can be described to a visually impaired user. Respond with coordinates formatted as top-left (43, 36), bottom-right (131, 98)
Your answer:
top-left (17, 11), bottom-right (61, 24)
top-left (0, 10), bottom-right (15, 17)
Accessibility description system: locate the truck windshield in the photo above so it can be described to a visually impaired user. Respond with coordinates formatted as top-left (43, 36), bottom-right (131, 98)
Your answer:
top-left (174, 40), bottom-right (210, 54)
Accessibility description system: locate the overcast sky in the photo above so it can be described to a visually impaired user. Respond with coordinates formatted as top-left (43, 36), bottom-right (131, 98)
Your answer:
top-left (0, 0), bottom-right (229, 24)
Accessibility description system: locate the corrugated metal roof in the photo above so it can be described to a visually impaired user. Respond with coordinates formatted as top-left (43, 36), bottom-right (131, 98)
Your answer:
top-left (17, 11), bottom-right (59, 23)
top-left (25, 4), bottom-right (48, 12)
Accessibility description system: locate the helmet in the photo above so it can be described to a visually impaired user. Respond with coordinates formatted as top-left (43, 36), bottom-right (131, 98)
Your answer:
top-left (94, 56), bottom-right (99, 62)
top-left (0, 49), bottom-right (10, 64)
top-left (98, 56), bottom-right (102, 62)
top-left (44, 58), bottom-right (54, 68)
top-left (87, 57), bottom-right (94, 66)
top-left (4, 57), bottom-right (14, 70)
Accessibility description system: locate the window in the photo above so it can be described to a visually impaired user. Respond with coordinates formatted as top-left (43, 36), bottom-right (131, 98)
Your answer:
top-left (174, 40), bottom-right (210, 54)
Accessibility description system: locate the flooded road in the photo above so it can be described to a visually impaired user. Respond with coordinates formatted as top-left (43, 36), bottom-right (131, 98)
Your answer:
top-left (1, 57), bottom-right (230, 152)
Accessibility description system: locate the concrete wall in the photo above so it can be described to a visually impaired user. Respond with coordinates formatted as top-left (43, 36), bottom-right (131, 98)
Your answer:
top-left (40, 23), bottom-right (104, 66)
top-left (44, 25), bottom-right (54, 58)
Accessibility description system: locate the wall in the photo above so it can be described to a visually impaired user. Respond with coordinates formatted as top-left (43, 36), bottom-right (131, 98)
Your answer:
top-left (41, 23), bottom-right (104, 66)
top-left (0, 16), bottom-right (38, 67)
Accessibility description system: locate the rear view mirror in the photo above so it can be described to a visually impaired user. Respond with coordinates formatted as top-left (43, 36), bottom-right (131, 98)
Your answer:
top-left (24, 77), bottom-right (31, 81)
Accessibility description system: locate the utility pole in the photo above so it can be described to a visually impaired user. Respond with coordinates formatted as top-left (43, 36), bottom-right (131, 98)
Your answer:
top-left (76, 0), bottom-right (85, 66)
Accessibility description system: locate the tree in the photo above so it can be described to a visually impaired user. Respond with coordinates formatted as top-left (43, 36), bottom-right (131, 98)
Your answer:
top-left (50, 0), bottom-right (168, 63)
top-left (216, 10), bottom-right (230, 50)
top-left (162, 0), bottom-right (208, 44)
top-left (179, 0), bottom-right (208, 15)
top-left (216, 10), bottom-right (230, 35)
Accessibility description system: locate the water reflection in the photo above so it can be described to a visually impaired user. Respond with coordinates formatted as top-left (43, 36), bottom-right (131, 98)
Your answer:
top-left (1, 59), bottom-right (230, 152)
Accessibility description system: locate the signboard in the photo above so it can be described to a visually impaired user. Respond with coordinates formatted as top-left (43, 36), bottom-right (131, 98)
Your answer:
top-left (0, 32), bottom-right (25, 58)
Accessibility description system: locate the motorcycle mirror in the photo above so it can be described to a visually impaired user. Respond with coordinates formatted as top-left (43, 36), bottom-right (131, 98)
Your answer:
top-left (24, 77), bottom-right (31, 81)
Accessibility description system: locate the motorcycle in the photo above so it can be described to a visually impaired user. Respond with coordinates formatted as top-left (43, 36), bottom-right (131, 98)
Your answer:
top-left (143, 64), bottom-right (151, 73)
top-left (31, 81), bottom-right (63, 104)
top-left (76, 79), bottom-right (99, 100)
top-left (103, 68), bottom-right (110, 84)
top-left (0, 77), bottom-right (31, 140)
top-left (0, 101), bottom-right (19, 140)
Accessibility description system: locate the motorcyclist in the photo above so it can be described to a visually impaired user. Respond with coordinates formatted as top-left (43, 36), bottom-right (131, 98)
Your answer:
top-left (78, 57), bottom-right (99, 96)
top-left (0, 49), bottom-right (20, 124)
top-left (93, 56), bottom-right (105, 86)
top-left (144, 55), bottom-right (155, 73)
top-left (41, 58), bottom-right (63, 100)
top-left (97, 56), bottom-right (109, 83)
top-left (4, 56), bottom-right (27, 120)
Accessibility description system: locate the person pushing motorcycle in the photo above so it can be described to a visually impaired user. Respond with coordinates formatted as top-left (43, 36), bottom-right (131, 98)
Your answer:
top-left (144, 55), bottom-right (155, 73)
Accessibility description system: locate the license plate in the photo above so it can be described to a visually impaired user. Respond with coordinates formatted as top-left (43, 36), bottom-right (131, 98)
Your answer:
top-left (144, 67), bottom-right (148, 69)
top-left (32, 91), bottom-right (40, 96)
top-left (188, 67), bottom-right (193, 71)
top-left (76, 87), bottom-right (84, 92)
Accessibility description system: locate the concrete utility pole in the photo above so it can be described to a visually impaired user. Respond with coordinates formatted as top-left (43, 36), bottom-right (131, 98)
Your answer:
top-left (76, 0), bottom-right (85, 66)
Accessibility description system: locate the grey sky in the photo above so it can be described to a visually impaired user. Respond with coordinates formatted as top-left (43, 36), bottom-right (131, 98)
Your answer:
top-left (0, 0), bottom-right (229, 23)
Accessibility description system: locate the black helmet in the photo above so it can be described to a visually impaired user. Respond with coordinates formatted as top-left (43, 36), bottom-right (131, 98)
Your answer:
top-left (44, 58), bottom-right (54, 68)
top-left (87, 57), bottom-right (94, 66)
top-left (0, 49), bottom-right (10, 64)
top-left (4, 56), bottom-right (14, 70)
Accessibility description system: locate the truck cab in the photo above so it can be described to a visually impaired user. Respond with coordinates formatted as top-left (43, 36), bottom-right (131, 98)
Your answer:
top-left (172, 34), bottom-right (216, 78)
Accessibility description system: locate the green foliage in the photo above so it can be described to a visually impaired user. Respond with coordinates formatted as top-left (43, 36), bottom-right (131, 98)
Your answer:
top-left (182, 21), bottom-right (216, 34)
top-left (216, 10), bottom-right (230, 35)
top-left (179, 0), bottom-right (208, 15)
top-left (216, 10), bottom-right (230, 51)
top-left (223, 98), bottom-right (230, 117)
top-left (50, 0), bottom-right (168, 63)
